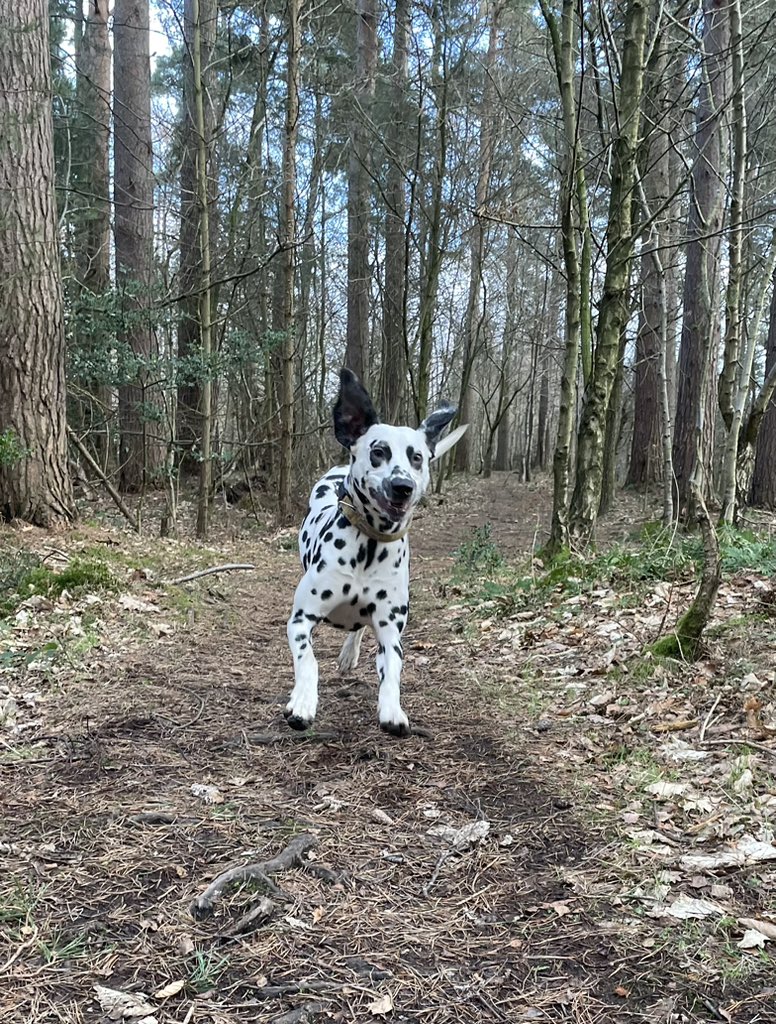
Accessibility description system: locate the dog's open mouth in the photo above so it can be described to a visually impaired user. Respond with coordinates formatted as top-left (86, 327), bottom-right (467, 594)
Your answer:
top-left (374, 492), bottom-right (411, 522)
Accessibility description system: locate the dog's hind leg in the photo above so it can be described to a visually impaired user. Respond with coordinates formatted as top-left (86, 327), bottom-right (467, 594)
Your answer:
top-left (337, 627), bottom-right (364, 675)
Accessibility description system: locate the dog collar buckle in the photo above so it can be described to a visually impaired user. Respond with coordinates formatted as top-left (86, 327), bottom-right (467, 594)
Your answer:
top-left (337, 498), bottom-right (410, 544)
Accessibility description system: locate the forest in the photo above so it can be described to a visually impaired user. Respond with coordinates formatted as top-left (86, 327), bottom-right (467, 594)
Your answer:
top-left (2, 1), bottom-right (776, 1022)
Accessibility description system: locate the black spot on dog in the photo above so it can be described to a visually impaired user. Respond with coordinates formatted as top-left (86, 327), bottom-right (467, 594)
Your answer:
top-left (364, 538), bottom-right (378, 570)
top-left (378, 619), bottom-right (388, 627)
top-left (293, 609), bottom-right (304, 621)
top-left (311, 549), bottom-right (320, 565)
top-left (323, 531), bottom-right (333, 542)
top-left (315, 484), bottom-right (329, 499)
top-left (350, 595), bottom-right (358, 606)
top-left (321, 589), bottom-right (332, 600)
top-left (334, 538), bottom-right (346, 549)
top-left (338, 516), bottom-right (350, 529)
top-left (302, 530), bottom-right (308, 543)
top-left (378, 548), bottom-right (389, 562)
top-left (317, 560), bottom-right (327, 573)
top-left (294, 633), bottom-right (306, 642)
top-left (393, 643), bottom-right (403, 657)
top-left (311, 588), bottom-right (317, 595)
top-left (343, 584), bottom-right (351, 595)
top-left (305, 612), bottom-right (319, 622)
top-left (376, 589), bottom-right (387, 600)
top-left (338, 557), bottom-right (346, 565)
top-left (350, 558), bottom-right (357, 568)
top-left (356, 545), bottom-right (366, 564)
top-left (396, 620), bottom-right (405, 631)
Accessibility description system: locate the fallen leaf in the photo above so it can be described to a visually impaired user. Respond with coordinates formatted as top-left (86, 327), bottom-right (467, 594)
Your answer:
top-left (190, 783), bottom-right (223, 805)
top-left (153, 980), bottom-right (185, 1000)
top-left (646, 781), bottom-right (688, 800)
top-left (370, 808), bottom-right (394, 825)
top-left (426, 820), bottom-right (490, 848)
top-left (680, 835), bottom-right (776, 872)
top-left (118, 594), bottom-right (159, 614)
top-left (369, 992), bottom-right (394, 1016)
top-left (312, 906), bottom-right (325, 924)
top-left (614, 986), bottom-right (630, 998)
top-left (738, 917), bottom-right (776, 941)
top-left (739, 929), bottom-right (767, 950)
top-left (652, 895), bottom-right (725, 920)
top-left (94, 985), bottom-right (157, 1021)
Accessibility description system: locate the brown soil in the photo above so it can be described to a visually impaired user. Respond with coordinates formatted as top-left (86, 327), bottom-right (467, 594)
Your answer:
top-left (1, 475), bottom-right (773, 1023)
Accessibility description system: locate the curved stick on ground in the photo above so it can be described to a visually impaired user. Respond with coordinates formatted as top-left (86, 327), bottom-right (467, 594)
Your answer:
top-left (167, 563), bottom-right (256, 585)
top-left (190, 832), bottom-right (318, 919)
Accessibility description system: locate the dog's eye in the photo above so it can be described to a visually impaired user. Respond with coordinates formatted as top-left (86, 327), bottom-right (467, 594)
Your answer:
top-left (370, 446), bottom-right (389, 467)
top-left (411, 451), bottom-right (423, 469)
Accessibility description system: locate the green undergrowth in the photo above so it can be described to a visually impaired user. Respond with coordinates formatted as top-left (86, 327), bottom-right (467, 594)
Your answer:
top-left (451, 521), bottom-right (776, 621)
top-left (0, 550), bottom-right (120, 620)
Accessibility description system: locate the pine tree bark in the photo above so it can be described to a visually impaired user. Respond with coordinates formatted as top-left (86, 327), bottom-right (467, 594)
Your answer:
top-left (178, 0), bottom-right (216, 473)
top-left (379, 0), bottom-right (410, 423)
top-left (672, 0), bottom-right (730, 516)
top-left (73, 0), bottom-right (112, 462)
top-left (0, 0), bottom-right (75, 524)
top-left (345, 0), bottom-right (378, 384)
top-left (114, 0), bottom-right (164, 492)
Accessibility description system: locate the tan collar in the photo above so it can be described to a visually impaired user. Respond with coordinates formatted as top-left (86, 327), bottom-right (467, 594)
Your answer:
top-left (338, 496), bottom-right (411, 544)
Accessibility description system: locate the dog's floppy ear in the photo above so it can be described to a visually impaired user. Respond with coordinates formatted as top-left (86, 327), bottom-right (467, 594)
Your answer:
top-left (420, 403), bottom-right (469, 461)
top-left (334, 367), bottom-right (379, 449)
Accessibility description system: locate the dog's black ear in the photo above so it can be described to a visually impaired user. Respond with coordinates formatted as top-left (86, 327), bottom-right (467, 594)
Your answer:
top-left (334, 368), bottom-right (379, 449)
top-left (420, 403), bottom-right (457, 449)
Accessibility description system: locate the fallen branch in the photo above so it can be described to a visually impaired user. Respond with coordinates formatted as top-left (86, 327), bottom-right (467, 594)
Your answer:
top-left (168, 563), bottom-right (256, 586)
top-left (221, 896), bottom-right (276, 938)
top-left (67, 426), bottom-right (139, 533)
top-left (191, 833), bottom-right (318, 919)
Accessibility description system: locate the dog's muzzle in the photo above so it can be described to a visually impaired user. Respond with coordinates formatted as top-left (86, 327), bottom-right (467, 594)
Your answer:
top-left (377, 477), bottom-right (415, 521)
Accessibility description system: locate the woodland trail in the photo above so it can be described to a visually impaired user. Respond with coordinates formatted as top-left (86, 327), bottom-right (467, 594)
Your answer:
top-left (1, 475), bottom-right (773, 1023)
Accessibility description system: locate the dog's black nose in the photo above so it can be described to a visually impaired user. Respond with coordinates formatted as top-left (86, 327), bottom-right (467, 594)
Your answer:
top-left (389, 479), bottom-right (414, 503)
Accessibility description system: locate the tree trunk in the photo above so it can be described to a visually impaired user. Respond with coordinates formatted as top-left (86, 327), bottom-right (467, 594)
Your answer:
top-left (717, 0), bottom-right (748, 524)
top-left (627, 7), bottom-right (671, 489)
top-left (672, 0), bottom-right (730, 516)
top-left (569, 0), bottom-right (648, 542)
top-left (276, 0), bottom-right (300, 520)
top-left (0, 0), bottom-right (75, 524)
top-left (750, 266), bottom-right (776, 508)
top-left (114, 0), bottom-right (164, 492)
top-left (539, 0), bottom-right (591, 553)
top-left (415, 1), bottom-right (447, 421)
top-left (379, 0), bottom-right (409, 423)
top-left (454, 4), bottom-right (502, 472)
top-left (344, 0), bottom-right (377, 383)
top-left (192, 0), bottom-right (215, 538)
top-left (73, 0), bottom-right (112, 464)
top-left (178, 0), bottom-right (216, 474)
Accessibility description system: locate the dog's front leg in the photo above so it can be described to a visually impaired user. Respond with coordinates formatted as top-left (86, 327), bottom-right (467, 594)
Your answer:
top-left (285, 607), bottom-right (320, 730)
top-left (373, 623), bottom-right (410, 737)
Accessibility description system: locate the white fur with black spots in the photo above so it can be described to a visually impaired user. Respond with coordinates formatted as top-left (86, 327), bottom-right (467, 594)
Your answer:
top-left (285, 368), bottom-right (467, 736)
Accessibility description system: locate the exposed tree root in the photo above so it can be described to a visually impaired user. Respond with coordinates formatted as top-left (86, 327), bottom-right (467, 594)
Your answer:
top-left (191, 833), bottom-right (318, 919)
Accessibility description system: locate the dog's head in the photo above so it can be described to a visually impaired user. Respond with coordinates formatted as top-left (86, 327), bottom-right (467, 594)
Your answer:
top-left (334, 368), bottom-right (468, 525)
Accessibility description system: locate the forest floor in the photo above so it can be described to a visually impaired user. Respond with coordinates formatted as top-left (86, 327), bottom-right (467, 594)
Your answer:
top-left (1, 473), bottom-right (776, 1024)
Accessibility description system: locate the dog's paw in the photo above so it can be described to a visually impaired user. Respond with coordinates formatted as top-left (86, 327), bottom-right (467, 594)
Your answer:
top-left (337, 651), bottom-right (360, 675)
top-left (284, 707), bottom-right (314, 731)
top-left (379, 708), bottom-right (411, 738)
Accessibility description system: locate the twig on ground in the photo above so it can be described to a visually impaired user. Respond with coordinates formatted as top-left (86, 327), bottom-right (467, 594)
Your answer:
top-left (423, 848), bottom-right (455, 897)
top-left (191, 833), bottom-right (318, 919)
top-left (167, 563), bottom-right (256, 585)
top-left (700, 738), bottom-right (776, 757)
top-left (699, 693), bottom-right (722, 743)
top-left (409, 725), bottom-right (434, 739)
top-left (242, 730), bottom-right (341, 746)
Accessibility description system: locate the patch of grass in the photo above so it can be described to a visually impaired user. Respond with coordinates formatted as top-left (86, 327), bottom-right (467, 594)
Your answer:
top-left (0, 552), bottom-right (120, 619)
top-left (38, 931), bottom-right (88, 964)
top-left (454, 524), bottom-right (504, 576)
top-left (189, 949), bottom-right (230, 992)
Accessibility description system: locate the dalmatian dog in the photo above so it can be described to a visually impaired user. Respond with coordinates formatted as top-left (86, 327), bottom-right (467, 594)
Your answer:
top-left (285, 368), bottom-right (467, 736)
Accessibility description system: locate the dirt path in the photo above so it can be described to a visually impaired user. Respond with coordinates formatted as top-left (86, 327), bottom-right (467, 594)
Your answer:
top-left (1, 476), bottom-right (772, 1023)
